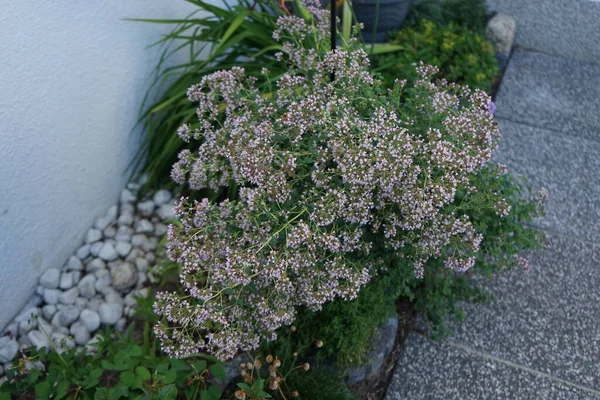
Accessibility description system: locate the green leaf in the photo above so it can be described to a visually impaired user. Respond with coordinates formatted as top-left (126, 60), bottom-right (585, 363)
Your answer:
top-left (128, 345), bottom-right (143, 357)
top-left (237, 383), bottom-right (252, 392)
top-left (162, 370), bottom-right (177, 385)
top-left (35, 381), bottom-right (52, 398)
top-left (108, 385), bottom-right (129, 400)
top-left (208, 362), bottom-right (225, 378)
top-left (135, 366), bottom-right (151, 381)
top-left (121, 370), bottom-right (138, 386)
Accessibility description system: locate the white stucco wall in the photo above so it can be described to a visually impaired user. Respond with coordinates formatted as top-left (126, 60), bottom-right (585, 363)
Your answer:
top-left (0, 0), bottom-right (198, 330)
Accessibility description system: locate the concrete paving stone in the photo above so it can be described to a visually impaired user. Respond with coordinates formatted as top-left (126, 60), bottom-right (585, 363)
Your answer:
top-left (494, 119), bottom-right (600, 241)
top-left (436, 234), bottom-right (600, 390)
top-left (495, 50), bottom-right (600, 141)
top-left (486, 0), bottom-right (600, 63)
top-left (385, 333), bottom-right (600, 400)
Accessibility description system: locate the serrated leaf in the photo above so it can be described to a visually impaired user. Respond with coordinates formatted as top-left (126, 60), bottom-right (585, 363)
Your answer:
top-left (162, 370), bottom-right (177, 385)
top-left (35, 381), bottom-right (52, 398)
top-left (121, 370), bottom-right (137, 386)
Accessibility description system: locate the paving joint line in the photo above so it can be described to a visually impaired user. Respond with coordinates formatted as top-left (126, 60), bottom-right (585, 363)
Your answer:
top-left (494, 116), bottom-right (600, 145)
top-left (440, 339), bottom-right (600, 396)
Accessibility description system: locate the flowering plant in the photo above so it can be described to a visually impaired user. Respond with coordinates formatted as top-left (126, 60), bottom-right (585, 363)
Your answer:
top-left (154, 1), bottom-right (544, 361)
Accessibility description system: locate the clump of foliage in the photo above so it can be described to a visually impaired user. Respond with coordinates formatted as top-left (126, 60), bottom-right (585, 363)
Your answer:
top-left (131, 0), bottom-right (291, 192)
top-left (153, 0), bottom-right (545, 364)
top-left (404, 0), bottom-right (490, 33)
top-left (374, 19), bottom-right (499, 91)
top-left (0, 330), bottom-right (225, 400)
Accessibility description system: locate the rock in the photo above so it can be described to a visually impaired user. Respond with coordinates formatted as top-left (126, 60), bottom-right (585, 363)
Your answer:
top-left (115, 225), bottom-right (133, 241)
top-left (142, 237), bottom-right (159, 252)
top-left (98, 243), bottom-right (118, 261)
top-left (86, 334), bottom-right (102, 353)
top-left (77, 274), bottom-right (97, 299)
top-left (486, 12), bottom-right (516, 67)
top-left (125, 249), bottom-right (142, 263)
top-left (80, 309), bottom-right (101, 332)
top-left (145, 253), bottom-right (156, 263)
top-left (106, 205), bottom-right (118, 222)
top-left (137, 200), bottom-right (155, 217)
top-left (131, 234), bottom-right (149, 249)
top-left (0, 337), bottom-right (19, 362)
top-left (94, 270), bottom-right (112, 292)
top-left (66, 256), bottom-right (83, 271)
top-left (117, 213), bottom-right (134, 227)
top-left (87, 258), bottom-right (106, 273)
top-left (99, 303), bottom-right (123, 325)
top-left (75, 297), bottom-right (87, 309)
top-left (153, 190), bottom-right (172, 206)
top-left (87, 297), bottom-right (102, 313)
top-left (36, 286), bottom-right (45, 296)
top-left (15, 307), bottom-right (40, 323)
top-left (104, 226), bottom-right (117, 238)
top-left (59, 287), bottom-right (79, 305)
top-left (58, 306), bottom-right (80, 327)
top-left (134, 219), bottom-right (154, 234)
top-left (114, 318), bottom-right (127, 332)
top-left (76, 244), bottom-right (91, 260)
top-left (37, 318), bottom-right (54, 337)
top-left (121, 202), bottom-right (135, 216)
top-left (135, 258), bottom-right (149, 273)
top-left (85, 228), bottom-right (103, 244)
top-left (111, 263), bottom-right (137, 291)
top-left (90, 242), bottom-right (103, 257)
top-left (94, 217), bottom-right (110, 231)
top-left (115, 242), bottom-right (132, 257)
top-left (72, 271), bottom-right (82, 282)
top-left (39, 268), bottom-right (60, 289)
top-left (43, 289), bottom-right (61, 305)
top-left (27, 330), bottom-right (49, 350)
top-left (120, 188), bottom-right (136, 203)
top-left (70, 322), bottom-right (91, 346)
top-left (59, 272), bottom-right (74, 290)
top-left (42, 304), bottom-right (57, 321)
top-left (137, 272), bottom-right (148, 286)
top-left (157, 204), bottom-right (176, 221)
top-left (154, 223), bottom-right (168, 237)
top-left (104, 291), bottom-right (123, 306)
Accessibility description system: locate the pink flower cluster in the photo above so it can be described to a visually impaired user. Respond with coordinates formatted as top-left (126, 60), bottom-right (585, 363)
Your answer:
top-left (156, 4), bottom-right (505, 360)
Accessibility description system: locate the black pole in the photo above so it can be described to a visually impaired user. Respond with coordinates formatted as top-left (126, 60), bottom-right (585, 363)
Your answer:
top-left (330, 0), bottom-right (336, 81)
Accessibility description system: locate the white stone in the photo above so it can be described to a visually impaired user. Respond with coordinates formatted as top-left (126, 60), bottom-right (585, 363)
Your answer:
top-left (94, 217), bottom-right (110, 231)
top-left (66, 256), bottom-right (83, 271)
top-left (77, 274), bottom-right (97, 299)
top-left (39, 268), bottom-right (60, 289)
top-left (59, 272), bottom-right (74, 290)
top-left (137, 200), bottom-right (155, 217)
top-left (87, 297), bottom-right (102, 313)
top-left (104, 291), bottom-right (123, 306)
top-left (50, 332), bottom-right (75, 351)
top-left (80, 309), bottom-right (101, 332)
top-left (117, 212), bottom-right (134, 227)
top-left (90, 241), bottom-right (103, 256)
top-left (137, 272), bottom-right (148, 286)
top-left (153, 190), bottom-right (172, 206)
top-left (85, 334), bottom-right (102, 353)
top-left (121, 202), bottom-right (135, 216)
top-left (59, 287), bottom-right (79, 305)
top-left (76, 244), bottom-right (91, 260)
top-left (72, 271), bottom-right (82, 282)
top-left (36, 286), bottom-right (45, 296)
top-left (106, 205), bottom-right (118, 222)
top-left (37, 318), bottom-right (54, 337)
top-left (70, 322), bottom-right (91, 346)
top-left (114, 318), bottom-right (127, 332)
top-left (131, 234), bottom-right (149, 248)
top-left (157, 204), bottom-right (176, 220)
top-left (75, 297), bottom-right (87, 309)
top-left (87, 258), bottom-right (106, 273)
top-left (94, 272), bottom-right (112, 292)
top-left (135, 258), bottom-right (149, 273)
top-left (104, 226), bottom-right (117, 238)
top-left (154, 223), bottom-right (168, 237)
top-left (43, 288), bottom-right (61, 305)
top-left (98, 243), bottom-right (118, 261)
top-left (99, 303), bottom-right (123, 325)
top-left (115, 241), bottom-right (132, 257)
top-left (134, 219), bottom-right (154, 234)
top-left (120, 188), bottom-right (136, 203)
top-left (27, 330), bottom-right (49, 350)
top-left (0, 337), bottom-right (19, 362)
top-left (85, 228), bottom-right (103, 244)
top-left (42, 304), bottom-right (57, 321)
top-left (142, 237), bottom-right (158, 252)
top-left (486, 12), bottom-right (516, 54)
top-left (58, 306), bottom-right (80, 327)
top-left (145, 252), bottom-right (156, 263)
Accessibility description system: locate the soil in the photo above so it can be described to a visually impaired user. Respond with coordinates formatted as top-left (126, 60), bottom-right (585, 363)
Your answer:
top-left (348, 298), bottom-right (415, 400)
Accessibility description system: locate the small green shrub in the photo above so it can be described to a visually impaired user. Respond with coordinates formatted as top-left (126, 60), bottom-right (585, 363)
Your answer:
top-left (374, 19), bottom-right (499, 91)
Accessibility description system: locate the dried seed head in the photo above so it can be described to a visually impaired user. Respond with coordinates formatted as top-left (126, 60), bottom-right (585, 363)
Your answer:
top-left (315, 340), bottom-right (323, 348)
top-left (292, 391), bottom-right (300, 397)
top-left (234, 389), bottom-right (247, 400)
top-left (302, 362), bottom-right (310, 371)
top-left (266, 354), bottom-right (274, 363)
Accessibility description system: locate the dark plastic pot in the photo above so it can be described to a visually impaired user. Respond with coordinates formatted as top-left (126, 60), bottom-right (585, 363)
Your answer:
top-left (352, 0), bottom-right (413, 43)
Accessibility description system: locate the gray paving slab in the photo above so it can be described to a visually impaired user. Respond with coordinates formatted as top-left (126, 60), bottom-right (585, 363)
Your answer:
top-left (486, 0), bottom-right (600, 63)
top-left (495, 50), bottom-right (600, 141)
top-left (494, 119), bottom-right (600, 241)
top-left (431, 234), bottom-right (600, 390)
top-left (385, 333), bottom-right (600, 400)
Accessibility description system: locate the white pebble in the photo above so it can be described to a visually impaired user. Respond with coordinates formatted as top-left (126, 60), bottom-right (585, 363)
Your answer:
top-left (80, 309), bottom-right (101, 332)
top-left (59, 272), bottom-right (74, 290)
top-left (153, 190), bottom-right (172, 206)
top-left (157, 204), bottom-right (176, 220)
top-left (99, 303), bottom-right (123, 325)
top-left (39, 268), bottom-right (60, 289)
top-left (120, 188), bottom-right (136, 203)
top-left (115, 242), bottom-right (132, 257)
top-left (85, 228), bottom-right (103, 244)
top-left (137, 200), bottom-right (155, 217)
top-left (76, 244), bottom-right (91, 260)
top-left (98, 243), bottom-right (118, 261)
top-left (66, 256), bottom-right (83, 271)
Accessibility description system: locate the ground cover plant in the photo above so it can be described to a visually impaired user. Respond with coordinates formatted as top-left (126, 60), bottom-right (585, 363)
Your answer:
top-left (154, 0), bottom-right (545, 369)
